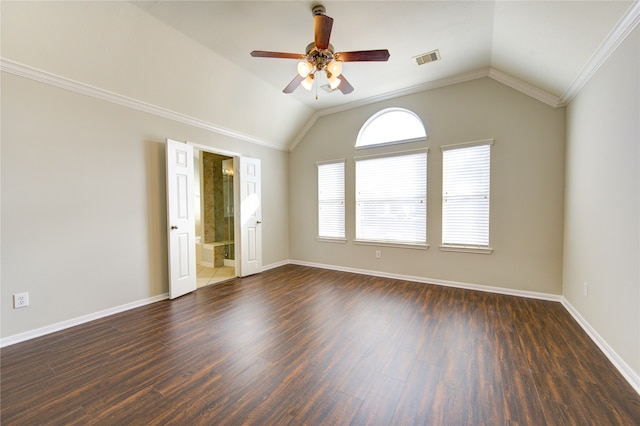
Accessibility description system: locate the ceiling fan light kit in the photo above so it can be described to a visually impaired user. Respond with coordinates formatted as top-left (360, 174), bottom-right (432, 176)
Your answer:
top-left (327, 74), bottom-right (341, 90)
top-left (297, 60), bottom-right (313, 78)
top-left (326, 60), bottom-right (342, 78)
top-left (250, 4), bottom-right (390, 98)
top-left (301, 74), bottom-right (315, 91)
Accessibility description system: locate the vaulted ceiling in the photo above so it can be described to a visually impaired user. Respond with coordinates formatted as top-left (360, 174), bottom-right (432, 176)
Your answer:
top-left (2, 1), bottom-right (637, 151)
top-left (135, 0), bottom-right (635, 109)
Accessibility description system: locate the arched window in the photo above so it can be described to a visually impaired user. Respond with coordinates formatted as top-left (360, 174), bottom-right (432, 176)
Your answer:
top-left (356, 108), bottom-right (427, 148)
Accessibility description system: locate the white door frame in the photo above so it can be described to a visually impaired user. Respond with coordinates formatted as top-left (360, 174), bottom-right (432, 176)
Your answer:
top-left (187, 142), bottom-right (243, 275)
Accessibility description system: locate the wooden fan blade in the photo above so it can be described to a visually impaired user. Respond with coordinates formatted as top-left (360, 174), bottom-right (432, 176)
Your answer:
top-left (283, 74), bottom-right (304, 93)
top-left (314, 15), bottom-right (333, 50)
top-left (335, 49), bottom-right (390, 62)
top-left (337, 75), bottom-right (354, 94)
top-left (250, 50), bottom-right (304, 60)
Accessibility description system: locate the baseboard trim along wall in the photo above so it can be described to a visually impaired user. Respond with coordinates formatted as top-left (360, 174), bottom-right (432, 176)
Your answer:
top-left (560, 297), bottom-right (640, 395)
top-left (0, 293), bottom-right (169, 348)
top-left (288, 259), bottom-right (562, 302)
top-left (2, 260), bottom-right (638, 396)
top-left (0, 261), bottom-right (291, 348)
top-left (262, 259), bottom-right (291, 272)
top-left (0, 259), bottom-right (291, 347)
top-left (289, 259), bottom-right (640, 395)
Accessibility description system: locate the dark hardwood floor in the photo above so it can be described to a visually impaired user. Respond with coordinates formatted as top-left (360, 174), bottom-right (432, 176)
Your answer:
top-left (2, 264), bottom-right (639, 425)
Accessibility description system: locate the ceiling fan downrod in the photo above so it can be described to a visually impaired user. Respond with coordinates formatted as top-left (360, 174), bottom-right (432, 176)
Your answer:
top-left (249, 2), bottom-right (389, 96)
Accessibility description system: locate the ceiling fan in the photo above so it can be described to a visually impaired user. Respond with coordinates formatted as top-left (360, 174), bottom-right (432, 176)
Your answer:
top-left (250, 4), bottom-right (390, 97)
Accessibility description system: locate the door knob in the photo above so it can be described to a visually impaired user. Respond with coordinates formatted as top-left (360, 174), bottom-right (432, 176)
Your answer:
top-left (170, 225), bottom-right (178, 230)
top-left (256, 220), bottom-right (262, 224)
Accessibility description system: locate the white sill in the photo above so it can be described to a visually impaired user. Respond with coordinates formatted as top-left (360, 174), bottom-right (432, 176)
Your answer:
top-left (316, 237), bottom-right (348, 244)
top-left (354, 240), bottom-right (429, 250)
top-left (439, 245), bottom-right (493, 255)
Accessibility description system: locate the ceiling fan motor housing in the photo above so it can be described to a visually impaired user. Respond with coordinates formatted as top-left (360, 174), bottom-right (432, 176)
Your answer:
top-left (249, 2), bottom-right (388, 96)
top-left (312, 4), bottom-right (326, 16)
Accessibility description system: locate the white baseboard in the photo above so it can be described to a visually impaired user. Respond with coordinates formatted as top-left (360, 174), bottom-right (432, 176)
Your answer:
top-left (561, 297), bottom-right (640, 395)
top-left (0, 293), bottom-right (169, 348)
top-left (289, 259), bottom-right (639, 395)
top-left (288, 259), bottom-right (562, 301)
top-left (3, 260), bottom-right (638, 397)
top-left (262, 259), bottom-right (291, 272)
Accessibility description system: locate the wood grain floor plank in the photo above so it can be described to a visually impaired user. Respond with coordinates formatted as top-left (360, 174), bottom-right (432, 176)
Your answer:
top-left (2, 264), bottom-right (638, 425)
top-left (350, 374), bottom-right (406, 425)
top-left (390, 358), bottom-right (443, 425)
top-left (301, 390), bottom-right (363, 426)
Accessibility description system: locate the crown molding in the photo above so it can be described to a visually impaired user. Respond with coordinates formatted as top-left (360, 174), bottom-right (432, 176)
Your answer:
top-left (289, 111), bottom-right (322, 152)
top-left (290, 1), bottom-right (640, 151)
top-left (0, 58), bottom-right (288, 152)
top-left (289, 67), bottom-right (565, 151)
top-left (561, 0), bottom-right (640, 105)
top-left (289, 68), bottom-right (491, 151)
top-left (321, 68), bottom-right (491, 119)
top-left (488, 68), bottom-right (563, 108)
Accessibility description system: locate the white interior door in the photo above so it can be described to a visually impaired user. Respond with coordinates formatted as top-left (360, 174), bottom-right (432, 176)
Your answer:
top-left (239, 156), bottom-right (262, 277)
top-left (166, 139), bottom-right (197, 298)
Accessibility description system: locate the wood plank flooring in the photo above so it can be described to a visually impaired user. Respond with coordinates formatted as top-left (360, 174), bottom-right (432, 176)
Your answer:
top-left (2, 264), bottom-right (639, 425)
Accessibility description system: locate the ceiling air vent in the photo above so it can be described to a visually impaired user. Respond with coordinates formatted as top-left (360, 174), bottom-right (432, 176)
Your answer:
top-left (413, 50), bottom-right (440, 66)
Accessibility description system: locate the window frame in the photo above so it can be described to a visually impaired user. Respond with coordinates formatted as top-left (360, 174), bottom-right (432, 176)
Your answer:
top-left (356, 107), bottom-right (427, 149)
top-left (439, 139), bottom-right (493, 255)
top-left (354, 149), bottom-right (429, 249)
top-left (316, 159), bottom-right (347, 243)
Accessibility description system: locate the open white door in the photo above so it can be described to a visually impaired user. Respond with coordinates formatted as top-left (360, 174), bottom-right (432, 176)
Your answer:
top-left (239, 157), bottom-right (262, 277)
top-left (166, 139), bottom-right (197, 298)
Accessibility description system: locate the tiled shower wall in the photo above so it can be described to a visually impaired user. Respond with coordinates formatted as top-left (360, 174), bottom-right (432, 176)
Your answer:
top-left (202, 152), bottom-right (234, 263)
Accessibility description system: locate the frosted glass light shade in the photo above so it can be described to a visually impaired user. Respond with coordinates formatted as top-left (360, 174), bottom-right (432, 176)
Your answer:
top-left (297, 61), bottom-right (313, 78)
top-left (328, 74), bottom-right (341, 90)
top-left (301, 74), bottom-right (314, 90)
top-left (326, 60), bottom-right (342, 77)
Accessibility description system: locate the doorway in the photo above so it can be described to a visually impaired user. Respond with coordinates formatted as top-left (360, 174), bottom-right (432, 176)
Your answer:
top-left (166, 139), bottom-right (262, 298)
top-left (194, 149), bottom-right (236, 287)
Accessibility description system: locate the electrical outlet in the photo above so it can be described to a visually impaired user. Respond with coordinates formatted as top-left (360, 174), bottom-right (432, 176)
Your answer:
top-left (375, 250), bottom-right (382, 259)
top-left (13, 292), bottom-right (29, 309)
top-left (583, 282), bottom-right (588, 297)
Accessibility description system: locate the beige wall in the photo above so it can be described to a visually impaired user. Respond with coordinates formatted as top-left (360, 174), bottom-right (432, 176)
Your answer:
top-left (1, 72), bottom-right (290, 338)
top-left (564, 26), bottom-right (639, 375)
top-left (0, 1), bottom-right (313, 148)
top-left (290, 77), bottom-right (566, 294)
top-left (2, 0), bottom-right (636, 387)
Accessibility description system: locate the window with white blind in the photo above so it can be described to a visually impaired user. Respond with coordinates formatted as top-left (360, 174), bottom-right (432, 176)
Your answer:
top-left (441, 140), bottom-right (493, 253)
top-left (355, 151), bottom-right (427, 247)
top-left (317, 160), bottom-right (346, 241)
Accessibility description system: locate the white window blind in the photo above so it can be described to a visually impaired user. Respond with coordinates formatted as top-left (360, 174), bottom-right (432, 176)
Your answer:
top-left (317, 161), bottom-right (345, 239)
top-left (442, 142), bottom-right (491, 247)
top-left (355, 152), bottom-right (427, 245)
